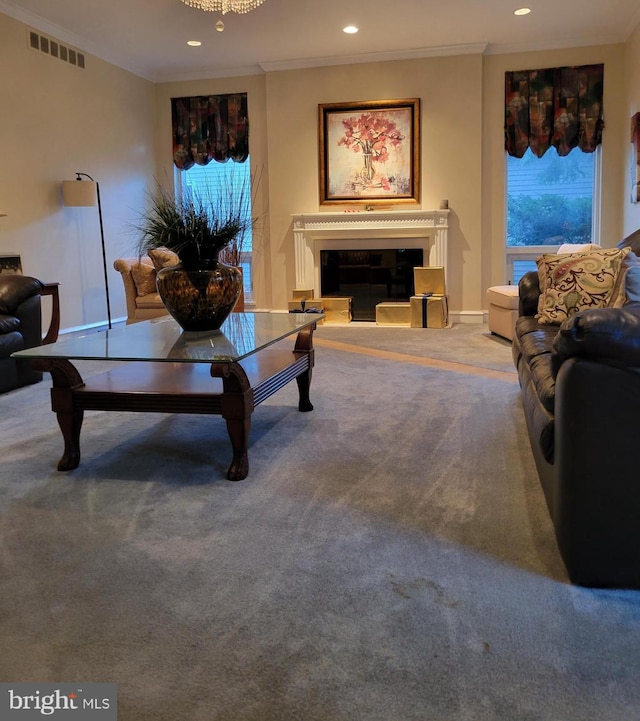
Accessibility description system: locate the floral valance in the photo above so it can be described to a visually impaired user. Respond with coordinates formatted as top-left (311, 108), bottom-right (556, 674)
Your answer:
top-left (171, 93), bottom-right (249, 170)
top-left (505, 64), bottom-right (604, 158)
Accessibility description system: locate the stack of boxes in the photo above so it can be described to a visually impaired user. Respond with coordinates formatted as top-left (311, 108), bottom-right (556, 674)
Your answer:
top-left (288, 290), bottom-right (353, 324)
top-left (410, 266), bottom-right (449, 328)
top-left (375, 266), bottom-right (449, 328)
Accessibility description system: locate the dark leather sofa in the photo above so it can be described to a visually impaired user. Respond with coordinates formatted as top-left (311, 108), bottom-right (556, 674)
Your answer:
top-left (0, 275), bottom-right (60, 394)
top-left (512, 236), bottom-right (640, 588)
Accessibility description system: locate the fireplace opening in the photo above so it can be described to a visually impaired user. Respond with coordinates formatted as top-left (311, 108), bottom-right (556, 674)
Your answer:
top-left (320, 248), bottom-right (423, 321)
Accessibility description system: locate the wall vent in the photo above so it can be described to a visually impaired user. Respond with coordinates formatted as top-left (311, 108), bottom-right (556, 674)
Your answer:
top-left (28, 29), bottom-right (85, 69)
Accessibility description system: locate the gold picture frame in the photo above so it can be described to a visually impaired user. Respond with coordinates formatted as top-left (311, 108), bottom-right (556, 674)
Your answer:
top-left (318, 98), bottom-right (420, 205)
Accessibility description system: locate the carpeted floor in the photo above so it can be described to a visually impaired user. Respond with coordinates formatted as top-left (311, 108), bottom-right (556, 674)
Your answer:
top-left (1, 322), bottom-right (639, 720)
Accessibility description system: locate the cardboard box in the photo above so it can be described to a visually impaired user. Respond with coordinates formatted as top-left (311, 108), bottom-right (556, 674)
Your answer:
top-left (318, 296), bottom-right (353, 324)
top-left (413, 266), bottom-right (446, 296)
top-left (410, 294), bottom-right (449, 328)
top-left (291, 288), bottom-right (314, 300)
top-left (375, 302), bottom-right (411, 326)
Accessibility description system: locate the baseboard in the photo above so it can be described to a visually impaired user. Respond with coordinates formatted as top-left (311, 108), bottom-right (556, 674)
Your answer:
top-left (449, 310), bottom-right (487, 324)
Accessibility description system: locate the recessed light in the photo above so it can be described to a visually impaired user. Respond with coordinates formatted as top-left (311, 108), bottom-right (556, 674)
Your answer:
top-left (187, 40), bottom-right (202, 46)
top-left (514, 7), bottom-right (531, 15)
top-left (343, 25), bottom-right (359, 34)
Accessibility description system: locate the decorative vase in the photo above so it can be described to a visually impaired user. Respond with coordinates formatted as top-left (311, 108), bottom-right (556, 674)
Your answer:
top-left (156, 258), bottom-right (243, 332)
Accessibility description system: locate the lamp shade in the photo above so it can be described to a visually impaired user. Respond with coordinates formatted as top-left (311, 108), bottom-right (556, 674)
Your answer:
top-left (62, 180), bottom-right (97, 207)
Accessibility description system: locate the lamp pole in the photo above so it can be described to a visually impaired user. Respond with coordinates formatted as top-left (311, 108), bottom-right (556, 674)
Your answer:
top-left (74, 172), bottom-right (112, 329)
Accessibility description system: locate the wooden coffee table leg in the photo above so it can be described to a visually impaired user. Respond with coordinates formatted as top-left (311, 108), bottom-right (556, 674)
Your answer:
top-left (55, 408), bottom-right (84, 471)
top-left (224, 417), bottom-right (251, 481)
top-left (294, 324), bottom-right (315, 412)
top-left (296, 370), bottom-right (313, 412)
top-left (32, 359), bottom-right (86, 471)
top-left (211, 362), bottom-right (254, 481)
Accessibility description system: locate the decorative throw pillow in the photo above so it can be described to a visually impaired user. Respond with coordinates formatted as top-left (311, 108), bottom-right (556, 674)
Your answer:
top-left (131, 262), bottom-right (157, 297)
top-left (147, 248), bottom-right (179, 271)
top-left (536, 247), bottom-right (631, 325)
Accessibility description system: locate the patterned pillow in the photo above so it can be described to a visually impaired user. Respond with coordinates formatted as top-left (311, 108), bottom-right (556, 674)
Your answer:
top-left (536, 247), bottom-right (631, 325)
top-left (147, 248), bottom-right (180, 271)
top-left (131, 262), bottom-right (157, 297)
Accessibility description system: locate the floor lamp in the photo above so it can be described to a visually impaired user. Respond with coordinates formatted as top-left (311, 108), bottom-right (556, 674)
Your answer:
top-left (62, 173), bottom-right (112, 329)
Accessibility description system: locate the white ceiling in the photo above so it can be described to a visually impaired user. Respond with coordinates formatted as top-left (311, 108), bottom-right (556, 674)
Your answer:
top-left (2, 0), bottom-right (640, 83)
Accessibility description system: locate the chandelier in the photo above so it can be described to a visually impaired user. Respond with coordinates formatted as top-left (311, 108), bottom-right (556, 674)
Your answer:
top-left (180, 0), bottom-right (265, 13)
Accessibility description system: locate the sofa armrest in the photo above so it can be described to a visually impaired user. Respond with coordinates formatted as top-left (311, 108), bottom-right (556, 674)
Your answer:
top-left (40, 283), bottom-right (60, 344)
top-left (518, 270), bottom-right (540, 317)
top-left (552, 303), bottom-right (640, 374)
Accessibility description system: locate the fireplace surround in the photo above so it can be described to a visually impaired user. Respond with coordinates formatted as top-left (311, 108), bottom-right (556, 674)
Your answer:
top-left (291, 210), bottom-right (449, 301)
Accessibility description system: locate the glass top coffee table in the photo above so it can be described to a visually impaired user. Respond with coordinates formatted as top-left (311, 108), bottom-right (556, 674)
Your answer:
top-left (14, 312), bottom-right (322, 481)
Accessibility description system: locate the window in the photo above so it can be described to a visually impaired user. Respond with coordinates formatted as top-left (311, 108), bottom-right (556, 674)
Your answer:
top-left (175, 159), bottom-right (253, 302)
top-left (505, 147), bottom-right (600, 284)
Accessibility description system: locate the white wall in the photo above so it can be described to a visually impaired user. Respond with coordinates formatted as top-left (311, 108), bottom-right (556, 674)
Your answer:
top-left (0, 12), bottom-right (156, 331)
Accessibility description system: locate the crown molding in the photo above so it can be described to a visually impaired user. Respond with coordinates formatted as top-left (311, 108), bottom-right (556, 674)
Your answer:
top-left (484, 34), bottom-right (625, 56)
top-left (258, 43), bottom-right (488, 73)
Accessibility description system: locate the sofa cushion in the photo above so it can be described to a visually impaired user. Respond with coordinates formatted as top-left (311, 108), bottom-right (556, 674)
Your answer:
top-left (514, 319), bottom-right (558, 413)
top-left (536, 247), bottom-right (631, 325)
top-left (148, 248), bottom-right (180, 271)
top-left (625, 265), bottom-right (640, 303)
top-left (131, 262), bottom-right (157, 297)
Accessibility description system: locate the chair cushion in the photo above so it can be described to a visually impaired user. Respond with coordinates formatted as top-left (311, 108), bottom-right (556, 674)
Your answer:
top-left (0, 276), bottom-right (43, 315)
top-left (0, 314), bottom-right (21, 334)
top-left (0, 329), bottom-right (23, 356)
top-left (486, 285), bottom-right (519, 309)
top-left (131, 262), bottom-right (157, 297)
top-left (135, 292), bottom-right (165, 310)
top-left (536, 247), bottom-right (630, 325)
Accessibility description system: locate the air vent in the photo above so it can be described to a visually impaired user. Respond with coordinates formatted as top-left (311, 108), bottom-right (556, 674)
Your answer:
top-left (28, 29), bottom-right (85, 69)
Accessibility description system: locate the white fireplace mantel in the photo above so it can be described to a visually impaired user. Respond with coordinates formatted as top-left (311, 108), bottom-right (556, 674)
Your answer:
top-left (291, 209), bottom-right (449, 293)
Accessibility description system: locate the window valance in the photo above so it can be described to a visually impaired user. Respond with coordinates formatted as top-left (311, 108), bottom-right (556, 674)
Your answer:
top-left (505, 64), bottom-right (604, 158)
top-left (171, 93), bottom-right (249, 170)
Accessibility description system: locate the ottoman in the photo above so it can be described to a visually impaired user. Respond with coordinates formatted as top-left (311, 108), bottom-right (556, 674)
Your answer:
top-left (486, 285), bottom-right (519, 341)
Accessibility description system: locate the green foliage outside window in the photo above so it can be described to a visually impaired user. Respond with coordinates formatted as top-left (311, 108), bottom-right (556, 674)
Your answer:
top-left (507, 194), bottom-right (592, 246)
top-left (506, 147), bottom-right (594, 247)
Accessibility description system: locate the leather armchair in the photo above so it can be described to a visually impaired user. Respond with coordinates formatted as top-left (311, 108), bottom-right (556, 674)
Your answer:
top-left (0, 275), bottom-right (60, 393)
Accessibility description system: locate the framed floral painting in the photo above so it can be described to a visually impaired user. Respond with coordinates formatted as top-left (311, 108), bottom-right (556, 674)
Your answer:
top-left (318, 98), bottom-right (420, 205)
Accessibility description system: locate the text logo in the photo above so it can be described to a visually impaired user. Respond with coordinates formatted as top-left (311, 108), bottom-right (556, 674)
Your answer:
top-left (1, 684), bottom-right (117, 720)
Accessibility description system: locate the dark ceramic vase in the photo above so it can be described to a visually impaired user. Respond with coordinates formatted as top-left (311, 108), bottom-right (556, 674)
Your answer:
top-left (156, 258), bottom-right (243, 332)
